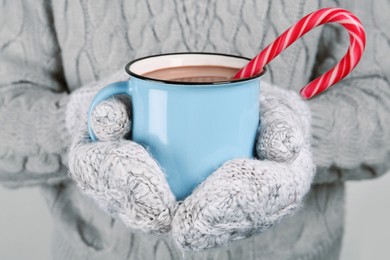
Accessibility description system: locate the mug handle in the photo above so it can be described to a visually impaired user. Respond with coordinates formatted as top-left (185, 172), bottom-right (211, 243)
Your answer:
top-left (88, 81), bottom-right (131, 141)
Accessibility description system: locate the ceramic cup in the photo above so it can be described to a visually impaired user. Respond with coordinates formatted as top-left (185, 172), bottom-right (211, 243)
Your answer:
top-left (88, 53), bottom-right (265, 200)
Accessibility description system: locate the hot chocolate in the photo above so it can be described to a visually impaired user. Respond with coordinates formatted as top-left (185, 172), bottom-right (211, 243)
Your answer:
top-left (142, 65), bottom-right (240, 83)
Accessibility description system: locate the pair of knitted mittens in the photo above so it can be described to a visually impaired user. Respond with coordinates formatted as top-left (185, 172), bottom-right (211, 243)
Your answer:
top-left (67, 76), bottom-right (315, 251)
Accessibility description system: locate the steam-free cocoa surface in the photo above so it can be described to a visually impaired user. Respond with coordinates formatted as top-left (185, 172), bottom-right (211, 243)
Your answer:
top-left (142, 65), bottom-right (240, 83)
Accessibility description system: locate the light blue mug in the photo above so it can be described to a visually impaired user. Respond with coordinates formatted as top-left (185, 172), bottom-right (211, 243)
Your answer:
top-left (88, 53), bottom-right (265, 200)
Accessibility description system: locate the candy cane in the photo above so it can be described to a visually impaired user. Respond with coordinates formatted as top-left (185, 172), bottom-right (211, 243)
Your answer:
top-left (233, 8), bottom-right (366, 99)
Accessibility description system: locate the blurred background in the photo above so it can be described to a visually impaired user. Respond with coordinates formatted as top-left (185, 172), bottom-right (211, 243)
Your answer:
top-left (1, 172), bottom-right (389, 260)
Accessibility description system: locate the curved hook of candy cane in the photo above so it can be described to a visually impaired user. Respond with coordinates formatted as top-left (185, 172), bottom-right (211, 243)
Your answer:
top-left (300, 10), bottom-right (366, 99)
top-left (233, 8), bottom-right (366, 100)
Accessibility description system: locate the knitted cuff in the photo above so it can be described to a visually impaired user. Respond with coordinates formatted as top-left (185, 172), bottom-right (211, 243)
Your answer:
top-left (309, 76), bottom-right (390, 183)
top-left (308, 98), bottom-right (336, 168)
top-left (308, 85), bottom-right (373, 169)
top-left (35, 93), bottom-right (71, 158)
top-left (1, 90), bottom-right (71, 176)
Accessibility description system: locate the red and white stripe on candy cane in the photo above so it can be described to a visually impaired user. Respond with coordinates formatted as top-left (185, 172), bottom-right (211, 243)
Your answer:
top-left (233, 8), bottom-right (366, 99)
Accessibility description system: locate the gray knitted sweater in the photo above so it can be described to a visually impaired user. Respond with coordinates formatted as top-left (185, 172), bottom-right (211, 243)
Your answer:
top-left (1, 0), bottom-right (389, 259)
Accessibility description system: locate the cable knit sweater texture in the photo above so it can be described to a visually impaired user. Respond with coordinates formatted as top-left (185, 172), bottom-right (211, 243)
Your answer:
top-left (1, 0), bottom-right (389, 259)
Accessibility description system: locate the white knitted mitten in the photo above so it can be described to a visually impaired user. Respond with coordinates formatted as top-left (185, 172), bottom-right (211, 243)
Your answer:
top-left (67, 71), bottom-right (177, 234)
top-left (68, 125), bottom-right (177, 234)
top-left (171, 81), bottom-right (315, 251)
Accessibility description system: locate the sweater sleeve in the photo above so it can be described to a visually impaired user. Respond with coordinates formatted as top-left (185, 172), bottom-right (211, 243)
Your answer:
top-left (310, 0), bottom-right (390, 184)
top-left (0, 1), bottom-right (71, 187)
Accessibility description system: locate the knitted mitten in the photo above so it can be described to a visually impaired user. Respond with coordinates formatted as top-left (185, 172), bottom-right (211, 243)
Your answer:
top-left (68, 90), bottom-right (177, 234)
top-left (171, 81), bottom-right (315, 251)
